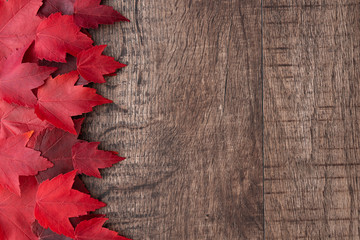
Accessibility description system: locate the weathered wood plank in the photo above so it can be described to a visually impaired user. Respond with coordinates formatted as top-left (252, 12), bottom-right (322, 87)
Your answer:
top-left (264, 0), bottom-right (360, 239)
top-left (82, 0), bottom-right (263, 239)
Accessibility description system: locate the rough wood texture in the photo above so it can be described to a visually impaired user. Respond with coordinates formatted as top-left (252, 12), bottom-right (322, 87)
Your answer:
top-left (80, 0), bottom-right (360, 239)
top-left (264, 0), bottom-right (360, 239)
top-left (82, 1), bottom-right (263, 239)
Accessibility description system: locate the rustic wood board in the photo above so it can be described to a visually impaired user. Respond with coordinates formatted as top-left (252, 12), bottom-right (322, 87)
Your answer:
top-left (264, 0), bottom-right (360, 239)
top-left (81, 0), bottom-right (360, 239)
top-left (82, 0), bottom-right (263, 239)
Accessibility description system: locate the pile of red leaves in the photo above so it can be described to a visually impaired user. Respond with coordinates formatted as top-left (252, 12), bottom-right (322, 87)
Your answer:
top-left (0, 0), bottom-right (130, 239)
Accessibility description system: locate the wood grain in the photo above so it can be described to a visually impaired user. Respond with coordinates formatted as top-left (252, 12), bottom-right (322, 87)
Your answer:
top-left (82, 0), bottom-right (263, 239)
top-left (264, 0), bottom-right (360, 239)
top-left (80, 0), bottom-right (360, 239)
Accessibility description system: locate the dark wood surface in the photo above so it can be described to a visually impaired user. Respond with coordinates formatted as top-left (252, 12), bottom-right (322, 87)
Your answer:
top-left (264, 0), bottom-right (360, 239)
top-left (81, 0), bottom-right (360, 239)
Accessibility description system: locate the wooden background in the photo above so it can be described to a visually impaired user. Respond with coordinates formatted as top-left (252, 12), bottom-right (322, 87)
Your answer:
top-left (81, 0), bottom-right (360, 239)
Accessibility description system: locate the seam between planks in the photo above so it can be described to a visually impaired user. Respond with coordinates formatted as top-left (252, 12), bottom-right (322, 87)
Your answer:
top-left (261, 0), bottom-right (265, 239)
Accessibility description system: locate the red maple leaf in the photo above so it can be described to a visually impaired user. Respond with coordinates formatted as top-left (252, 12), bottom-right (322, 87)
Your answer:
top-left (0, 177), bottom-right (38, 240)
top-left (0, 101), bottom-right (51, 139)
top-left (38, 0), bottom-right (129, 28)
top-left (72, 141), bottom-right (125, 178)
top-left (39, 45), bottom-right (125, 84)
top-left (0, 132), bottom-right (53, 195)
top-left (35, 12), bottom-right (93, 62)
top-left (0, 0), bottom-right (42, 59)
top-left (77, 45), bottom-right (126, 83)
top-left (0, 45), bottom-right (55, 107)
top-left (39, 55), bottom-right (77, 77)
top-left (32, 214), bottom-right (106, 240)
top-left (32, 221), bottom-right (72, 240)
top-left (73, 0), bottom-right (129, 28)
top-left (38, 0), bottom-right (75, 17)
top-left (35, 71), bottom-right (112, 134)
top-left (30, 118), bottom-right (83, 182)
top-left (0, 0), bottom-right (130, 238)
top-left (72, 175), bottom-right (91, 194)
top-left (35, 170), bottom-right (106, 237)
top-left (38, 55), bottom-right (89, 86)
top-left (75, 218), bottom-right (131, 240)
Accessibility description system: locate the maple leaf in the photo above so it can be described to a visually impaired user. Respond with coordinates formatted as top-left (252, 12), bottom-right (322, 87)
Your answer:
top-left (73, 175), bottom-right (90, 194)
top-left (0, 101), bottom-right (51, 139)
top-left (35, 13), bottom-right (93, 62)
top-left (38, 0), bottom-right (129, 28)
top-left (0, 132), bottom-right (53, 195)
top-left (72, 141), bottom-right (125, 178)
top-left (39, 46), bottom-right (125, 84)
top-left (32, 214), bottom-right (106, 240)
top-left (39, 55), bottom-right (88, 85)
top-left (70, 213), bottom-right (106, 227)
top-left (39, 55), bottom-right (78, 77)
top-left (74, 218), bottom-right (131, 240)
top-left (0, 45), bottom-right (55, 107)
top-left (73, 0), bottom-right (129, 28)
top-left (35, 72), bottom-right (112, 134)
top-left (0, 177), bottom-right (38, 240)
top-left (0, 0), bottom-right (130, 238)
top-left (0, 0), bottom-right (42, 59)
top-left (30, 118), bottom-right (83, 182)
top-left (38, 0), bottom-right (75, 17)
top-left (77, 45), bottom-right (126, 83)
top-left (32, 221), bottom-right (72, 240)
top-left (35, 170), bottom-right (106, 237)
